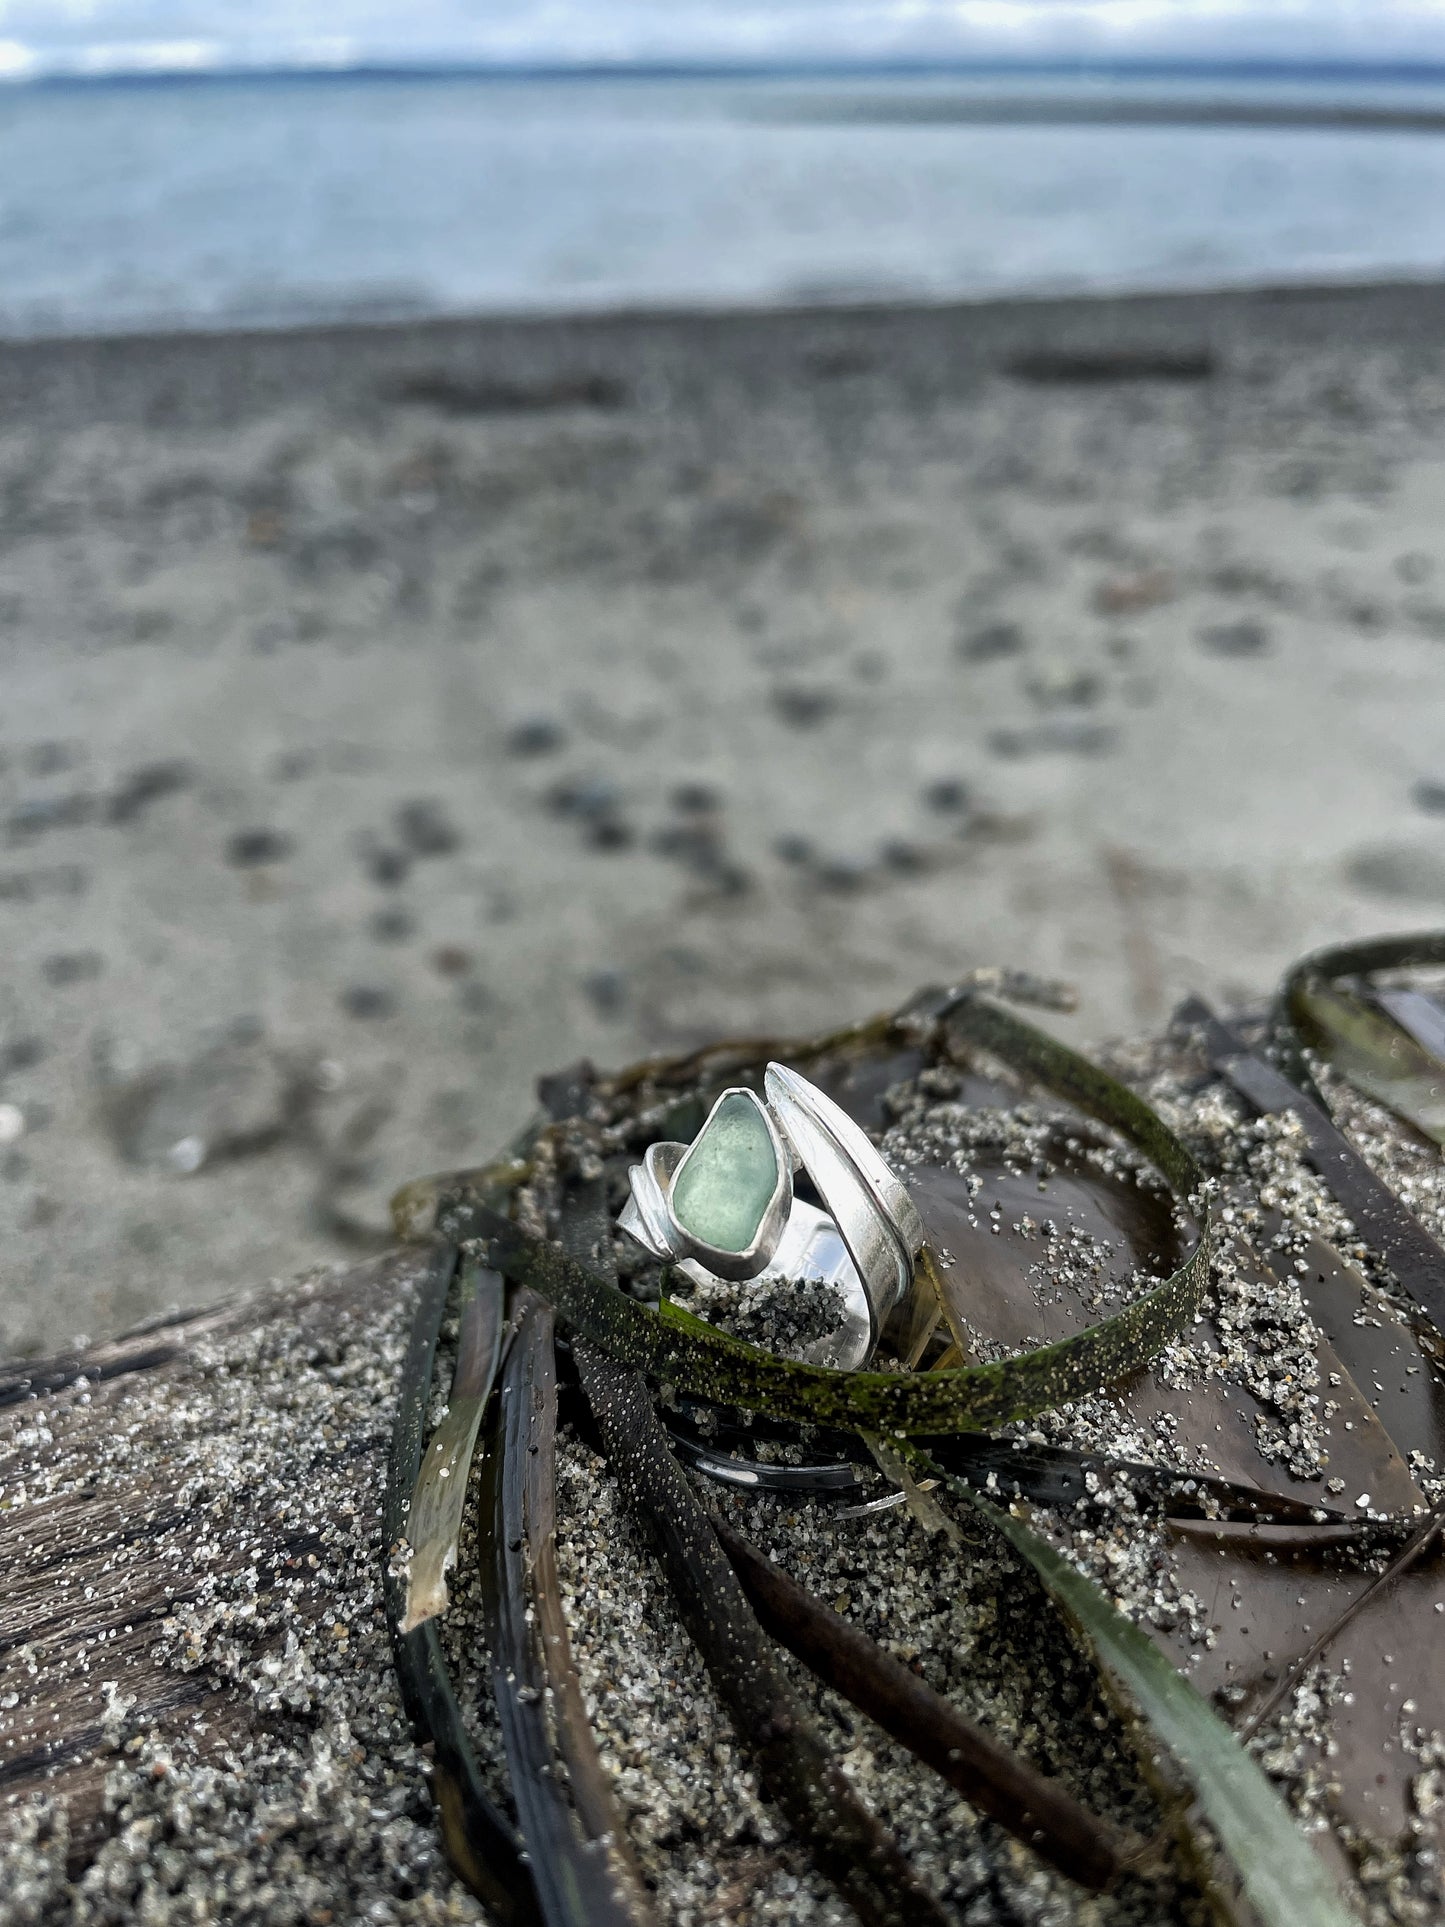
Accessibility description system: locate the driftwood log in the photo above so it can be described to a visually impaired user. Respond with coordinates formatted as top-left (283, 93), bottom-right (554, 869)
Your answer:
top-left (0, 1252), bottom-right (461, 1922)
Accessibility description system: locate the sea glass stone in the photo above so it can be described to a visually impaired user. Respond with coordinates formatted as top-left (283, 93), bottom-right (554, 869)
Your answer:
top-left (670, 1092), bottom-right (778, 1253)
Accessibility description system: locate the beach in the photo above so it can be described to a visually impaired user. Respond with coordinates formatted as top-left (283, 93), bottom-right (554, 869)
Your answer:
top-left (2, 278), bottom-right (1445, 1353)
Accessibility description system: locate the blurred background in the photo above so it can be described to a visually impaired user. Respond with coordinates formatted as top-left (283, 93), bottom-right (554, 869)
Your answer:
top-left (3, 1), bottom-right (1445, 1351)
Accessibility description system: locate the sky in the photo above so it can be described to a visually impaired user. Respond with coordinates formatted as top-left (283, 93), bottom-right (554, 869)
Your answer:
top-left (4, 0), bottom-right (1445, 79)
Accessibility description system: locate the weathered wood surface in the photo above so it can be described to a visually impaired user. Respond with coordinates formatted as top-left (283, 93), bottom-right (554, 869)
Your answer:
top-left (0, 1251), bottom-right (424, 1877)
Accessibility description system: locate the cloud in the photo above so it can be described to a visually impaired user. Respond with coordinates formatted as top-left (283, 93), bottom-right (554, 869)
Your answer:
top-left (5, 0), bottom-right (1445, 73)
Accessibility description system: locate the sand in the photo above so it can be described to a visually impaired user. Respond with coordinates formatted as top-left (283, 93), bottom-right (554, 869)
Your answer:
top-left (2, 280), bottom-right (1445, 1354)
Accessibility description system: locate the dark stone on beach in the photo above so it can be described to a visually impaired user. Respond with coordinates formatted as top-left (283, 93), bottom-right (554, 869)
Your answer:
top-left (771, 684), bottom-right (837, 730)
top-left (430, 944), bottom-right (473, 978)
top-left (108, 760), bottom-right (193, 824)
top-left (1025, 664), bottom-right (1103, 709)
top-left (547, 775), bottom-right (622, 821)
top-left (671, 781), bottom-right (720, 814)
top-left (8, 794), bottom-right (93, 838)
top-left (773, 832), bottom-right (814, 867)
top-left (368, 907), bottom-right (415, 944)
top-left (0, 1037), bottom-right (47, 1076)
top-left (581, 968), bottom-right (629, 1017)
top-left (1198, 618), bottom-right (1270, 657)
top-left (226, 827), bottom-right (293, 867)
top-left (42, 951), bottom-right (103, 987)
top-left (395, 799), bottom-right (461, 857)
top-left (651, 820), bottom-right (746, 895)
top-left (815, 853), bottom-right (872, 893)
top-left (880, 838), bottom-right (929, 876)
top-left (547, 773), bottom-right (632, 850)
top-left (359, 840), bottom-right (411, 888)
top-left (585, 814), bottom-right (634, 852)
top-left (958, 621), bottom-right (1024, 662)
top-left (505, 716), bottom-right (567, 756)
top-left (1397, 552), bottom-right (1434, 586)
top-left (921, 776), bottom-right (970, 814)
top-left (1412, 779), bottom-right (1445, 816)
top-left (339, 985), bottom-right (397, 1021)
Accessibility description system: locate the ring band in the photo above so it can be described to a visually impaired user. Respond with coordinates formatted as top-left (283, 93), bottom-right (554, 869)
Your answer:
top-left (618, 1062), bottom-right (924, 1368)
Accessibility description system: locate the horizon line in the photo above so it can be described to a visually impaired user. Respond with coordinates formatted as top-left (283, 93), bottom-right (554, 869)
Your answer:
top-left (10, 55), bottom-right (1445, 92)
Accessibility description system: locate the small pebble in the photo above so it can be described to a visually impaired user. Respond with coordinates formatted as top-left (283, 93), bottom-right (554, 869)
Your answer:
top-left (0, 1103), bottom-right (25, 1145)
top-left (226, 827), bottom-right (294, 867)
top-left (773, 832), bottom-right (814, 867)
top-left (505, 716), bottom-right (567, 756)
top-left (958, 620), bottom-right (1024, 661)
top-left (771, 684), bottom-right (837, 729)
top-left (670, 781), bottom-right (720, 813)
top-left (921, 777), bottom-right (970, 814)
top-left (880, 838), bottom-right (928, 876)
top-left (339, 985), bottom-right (397, 1020)
top-left (1411, 779), bottom-right (1445, 816)
top-left (582, 968), bottom-right (629, 1017)
top-left (360, 842), bottom-right (411, 888)
top-left (395, 799), bottom-right (460, 857)
top-left (430, 944), bottom-right (474, 977)
top-left (368, 907), bottom-right (415, 944)
top-left (1197, 618), bottom-right (1269, 657)
top-left (107, 760), bottom-right (192, 825)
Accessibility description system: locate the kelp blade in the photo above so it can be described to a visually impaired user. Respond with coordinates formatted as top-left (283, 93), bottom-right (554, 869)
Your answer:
top-left (954, 1486), bottom-right (1356, 1927)
top-left (1291, 976), bottom-right (1445, 1144)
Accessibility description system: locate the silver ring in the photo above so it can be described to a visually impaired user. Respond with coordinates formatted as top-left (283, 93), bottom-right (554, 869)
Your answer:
top-left (618, 1062), bottom-right (924, 1370)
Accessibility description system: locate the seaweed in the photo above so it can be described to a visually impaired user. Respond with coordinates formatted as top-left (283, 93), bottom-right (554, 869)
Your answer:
top-left (477, 1292), bottom-right (653, 1927)
top-left (382, 1240), bottom-right (539, 1925)
top-left (713, 1516), bottom-right (1138, 1890)
top-left (386, 952), bottom-right (1445, 1927)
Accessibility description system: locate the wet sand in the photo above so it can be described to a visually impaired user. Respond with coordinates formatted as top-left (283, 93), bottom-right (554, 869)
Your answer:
top-left (3, 280), bottom-right (1445, 1352)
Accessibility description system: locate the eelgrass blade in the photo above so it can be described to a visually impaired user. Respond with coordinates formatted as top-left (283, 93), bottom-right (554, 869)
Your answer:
top-left (401, 1255), bottom-right (505, 1633)
top-left (1292, 975), bottom-right (1445, 1145)
top-left (382, 1241), bottom-right (539, 1926)
top-left (713, 1517), bottom-right (1136, 1891)
top-left (940, 1478), bottom-right (1357, 1927)
top-left (661, 1407), bottom-right (1350, 1526)
top-left (479, 1292), bottom-right (653, 1927)
top-left (576, 1339), bottom-right (954, 1927)
top-left (1239, 1499), bottom-right (1445, 1743)
top-left (1181, 996), bottom-right (1445, 1340)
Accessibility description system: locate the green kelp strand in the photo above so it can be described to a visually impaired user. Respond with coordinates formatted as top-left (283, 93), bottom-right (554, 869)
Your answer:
top-left (465, 997), bottom-right (1212, 1436)
top-left (936, 1478), bottom-right (1356, 1927)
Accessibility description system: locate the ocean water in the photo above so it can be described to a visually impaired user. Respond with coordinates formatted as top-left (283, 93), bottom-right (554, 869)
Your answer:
top-left (4, 70), bottom-right (1445, 336)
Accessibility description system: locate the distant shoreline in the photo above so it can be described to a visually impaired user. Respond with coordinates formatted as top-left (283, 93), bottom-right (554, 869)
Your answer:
top-left (8, 57), bottom-right (1445, 94)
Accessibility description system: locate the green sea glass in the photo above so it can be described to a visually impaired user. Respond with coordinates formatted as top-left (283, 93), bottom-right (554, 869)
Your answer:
top-left (671, 1092), bottom-right (778, 1253)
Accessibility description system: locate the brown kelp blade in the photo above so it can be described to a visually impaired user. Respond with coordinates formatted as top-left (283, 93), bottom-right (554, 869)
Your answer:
top-left (478, 1292), bottom-right (654, 1927)
top-left (382, 1240), bottom-right (540, 1926)
top-left (1292, 975), bottom-right (1445, 1144)
top-left (714, 1516), bottom-right (1138, 1891)
top-left (401, 1255), bottom-right (505, 1632)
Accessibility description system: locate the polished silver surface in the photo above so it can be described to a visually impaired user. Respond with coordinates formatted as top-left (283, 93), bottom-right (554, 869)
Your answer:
top-left (618, 1064), bottom-right (924, 1367)
top-left (764, 1061), bottom-right (923, 1345)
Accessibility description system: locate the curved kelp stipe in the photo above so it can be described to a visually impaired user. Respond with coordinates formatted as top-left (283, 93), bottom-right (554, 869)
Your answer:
top-left (382, 1242), bottom-right (541, 1926)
